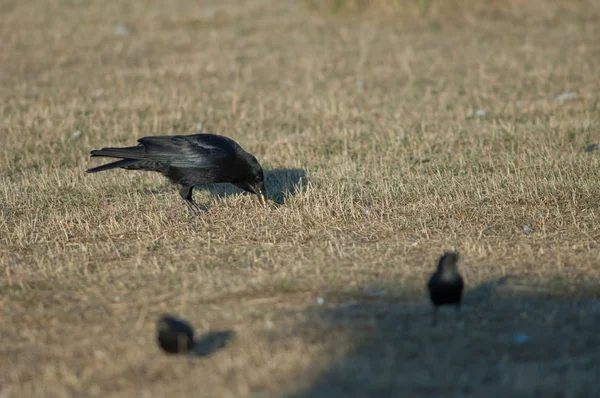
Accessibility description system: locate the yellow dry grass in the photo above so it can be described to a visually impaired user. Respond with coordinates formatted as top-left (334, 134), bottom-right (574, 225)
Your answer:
top-left (1, 0), bottom-right (600, 396)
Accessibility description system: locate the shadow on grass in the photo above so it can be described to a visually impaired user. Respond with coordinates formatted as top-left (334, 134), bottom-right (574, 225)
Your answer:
top-left (191, 330), bottom-right (236, 357)
top-left (195, 167), bottom-right (307, 205)
top-left (287, 277), bottom-right (600, 397)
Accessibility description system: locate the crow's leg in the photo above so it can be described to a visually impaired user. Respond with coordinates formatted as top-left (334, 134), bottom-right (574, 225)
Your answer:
top-left (183, 200), bottom-right (200, 216)
top-left (179, 185), bottom-right (202, 216)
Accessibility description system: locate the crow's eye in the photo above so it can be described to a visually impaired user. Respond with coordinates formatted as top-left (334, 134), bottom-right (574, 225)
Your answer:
top-left (255, 176), bottom-right (261, 182)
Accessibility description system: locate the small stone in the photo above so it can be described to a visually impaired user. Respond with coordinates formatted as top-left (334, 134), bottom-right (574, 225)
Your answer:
top-left (203, 8), bottom-right (217, 18)
top-left (316, 297), bottom-right (325, 305)
top-left (523, 225), bottom-right (534, 234)
top-left (114, 24), bottom-right (132, 37)
top-left (474, 109), bottom-right (487, 117)
top-left (70, 130), bottom-right (82, 140)
top-left (554, 92), bottom-right (577, 101)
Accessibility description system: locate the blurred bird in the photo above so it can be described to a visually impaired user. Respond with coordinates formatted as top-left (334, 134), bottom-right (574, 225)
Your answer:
top-left (156, 315), bottom-right (195, 354)
top-left (427, 251), bottom-right (464, 325)
top-left (86, 134), bottom-right (266, 215)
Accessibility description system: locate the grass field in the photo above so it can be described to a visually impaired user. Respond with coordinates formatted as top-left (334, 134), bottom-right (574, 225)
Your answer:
top-left (2, 0), bottom-right (600, 396)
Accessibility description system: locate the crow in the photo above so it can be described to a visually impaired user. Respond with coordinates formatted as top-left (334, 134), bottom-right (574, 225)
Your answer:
top-left (156, 315), bottom-right (195, 354)
top-left (86, 133), bottom-right (266, 215)
top-left (427, 251), bottom-right (464, 325)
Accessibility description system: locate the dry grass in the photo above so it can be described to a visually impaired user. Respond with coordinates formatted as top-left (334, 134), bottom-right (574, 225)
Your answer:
top-left (1, 0), bottom-right (600, 396)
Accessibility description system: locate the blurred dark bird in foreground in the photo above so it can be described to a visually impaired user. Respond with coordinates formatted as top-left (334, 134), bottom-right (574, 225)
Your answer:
top-left (86, 133), bottom-right (266, 215)
top-left (427, 251), bottom-right (464, 325)
top-left (157, 315), bottom-right (195, 354)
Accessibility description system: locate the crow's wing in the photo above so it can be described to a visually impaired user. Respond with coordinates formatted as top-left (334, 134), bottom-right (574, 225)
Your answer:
top-left (137, 134), bottom-right (239, 168)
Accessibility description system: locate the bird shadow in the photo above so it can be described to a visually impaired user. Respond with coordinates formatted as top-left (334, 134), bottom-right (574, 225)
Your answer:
top-left (285, 277), bottom-right (600, 397)
top-left (461, 273), bottom-right (516, 305)
top-left (190, 330), bottom-right (236, 357)
top-left (195, 168), bottom-right (307, 205)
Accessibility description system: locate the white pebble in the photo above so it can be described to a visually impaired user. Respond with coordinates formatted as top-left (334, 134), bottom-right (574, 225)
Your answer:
top-left (114, 24), bottom-right (132, 37)
top-left (554, 92), bottom-right (577, 101)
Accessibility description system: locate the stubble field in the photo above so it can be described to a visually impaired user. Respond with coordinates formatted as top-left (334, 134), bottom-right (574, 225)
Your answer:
top-left (1, 0), bottom-right (600, 396)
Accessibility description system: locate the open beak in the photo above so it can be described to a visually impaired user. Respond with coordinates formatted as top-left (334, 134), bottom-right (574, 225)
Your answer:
top-left (256, 188), bottom-right (266, 207)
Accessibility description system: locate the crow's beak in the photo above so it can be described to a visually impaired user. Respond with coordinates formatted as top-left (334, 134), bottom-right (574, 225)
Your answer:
top-left (256, 187), bottom-right (266, 207)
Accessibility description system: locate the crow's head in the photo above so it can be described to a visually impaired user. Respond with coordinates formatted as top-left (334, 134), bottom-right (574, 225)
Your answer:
top-left (437, 251), bottom-right (460, 272)
top-left (233, 153), bottom-right (266, 206)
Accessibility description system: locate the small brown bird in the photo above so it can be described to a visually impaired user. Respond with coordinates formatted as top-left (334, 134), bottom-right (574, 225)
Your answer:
top-left (156, 315), bottom-right (195, 354)
top-left (86, 133), bottom-right (266, 215)
top-left (427, 252), bottom-right (464, 325)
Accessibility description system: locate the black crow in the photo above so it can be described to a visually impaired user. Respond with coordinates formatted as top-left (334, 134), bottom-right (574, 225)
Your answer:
top-left (86, 133), bottom-right (266, 215)
top-left (156, 315), bottom-right (195, 354)
top-left (427, 251), bottom-right (464, 325)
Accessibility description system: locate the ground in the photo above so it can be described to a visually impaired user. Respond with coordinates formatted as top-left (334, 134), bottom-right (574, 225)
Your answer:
top-left (1, 0), bottom-right (600, 396)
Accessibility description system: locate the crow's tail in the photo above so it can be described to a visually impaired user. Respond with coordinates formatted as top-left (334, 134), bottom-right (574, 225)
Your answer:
top-left (86, 145), bottom-right (147, 173)
top-left (86, 158), bottom-right (141, 173)
top-left (90, 145), bottom-right (145, 159)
